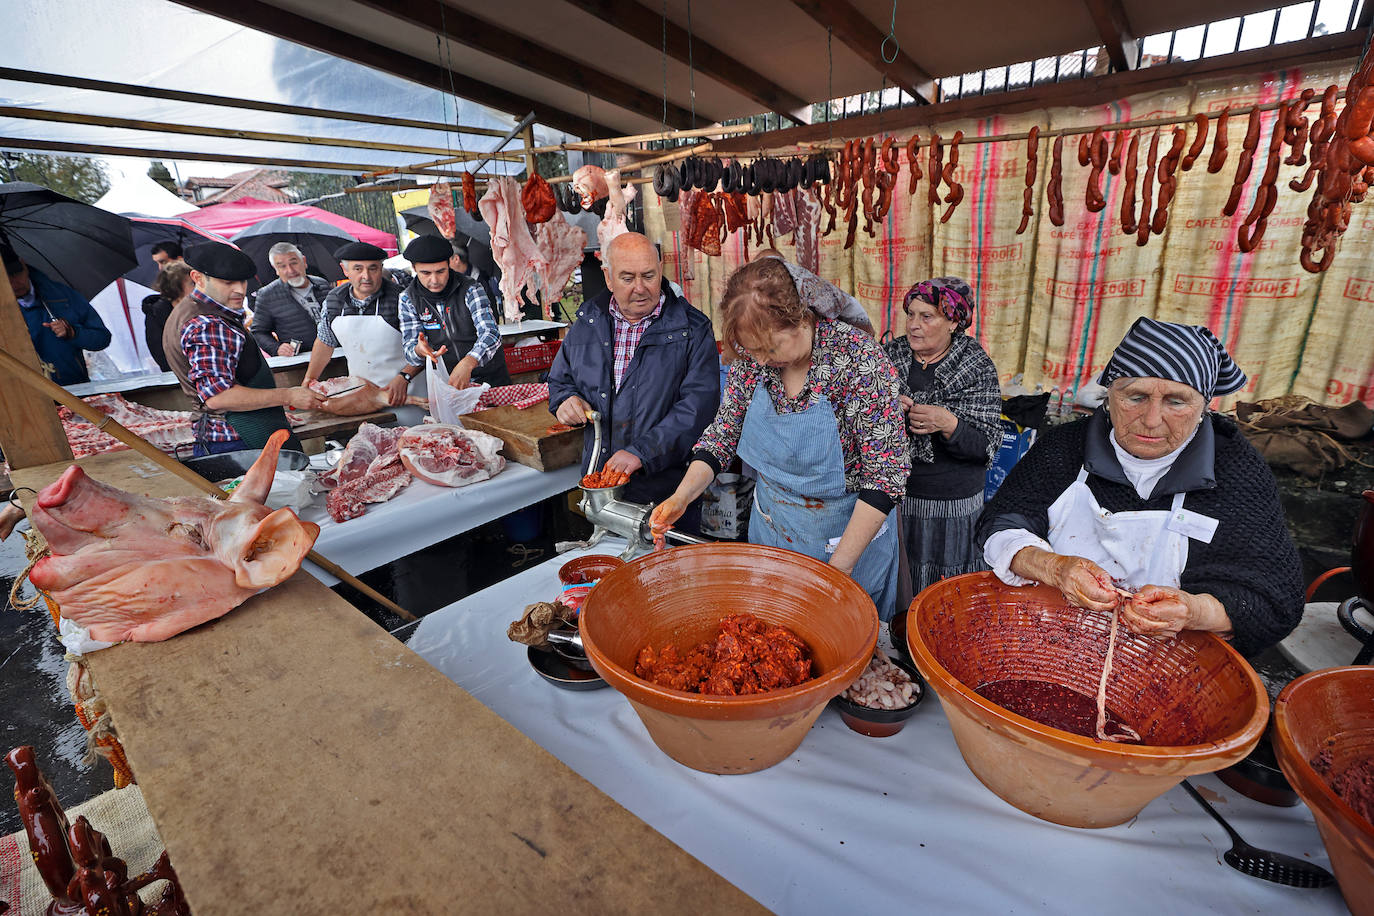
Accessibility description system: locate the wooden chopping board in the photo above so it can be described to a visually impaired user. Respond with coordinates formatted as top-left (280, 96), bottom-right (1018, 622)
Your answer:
top-left (462, 400), bottom-right (582, 471)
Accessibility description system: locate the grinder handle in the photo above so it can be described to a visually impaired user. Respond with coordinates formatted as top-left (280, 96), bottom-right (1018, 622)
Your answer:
top-left (585, 409), bottom-right (604, 473)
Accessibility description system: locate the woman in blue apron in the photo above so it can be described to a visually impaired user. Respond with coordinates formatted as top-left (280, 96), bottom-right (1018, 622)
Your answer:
top-left (976, 317), bottom-right (1304, 657)
top-left (650, 257), bottom-right (909, 621)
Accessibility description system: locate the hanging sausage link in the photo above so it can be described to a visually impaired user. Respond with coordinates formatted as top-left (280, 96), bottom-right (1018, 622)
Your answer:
top-left (941, 131), bottom-right (965, 223)
top-left (1048, 134), bottom-right (1065, 227)
top-left (1136, 129), bottom-right (1159, 247)
top-left (1016, 125), bottom-right (1039, 235)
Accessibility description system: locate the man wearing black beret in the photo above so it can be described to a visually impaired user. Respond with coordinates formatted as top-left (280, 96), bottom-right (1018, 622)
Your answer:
top-left (303, 241), bottom-right (417, 411)
top-left (164, 242), bottom-right (323, 455)
top-left (399, 234), bottom-right (510, 391)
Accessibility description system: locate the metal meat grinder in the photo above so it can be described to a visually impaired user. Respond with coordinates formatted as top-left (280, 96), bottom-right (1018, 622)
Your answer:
top-left (568, 410), bottom-right (708, 560)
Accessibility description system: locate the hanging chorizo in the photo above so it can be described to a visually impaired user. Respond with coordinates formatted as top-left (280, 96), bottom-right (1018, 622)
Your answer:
top-left (941, 131), bottom-right (964, 223)
top-left (1136, 129), bottom-right (1159, 247)
top-left (1016, 125), bottom-right (1039, 235)
top-left (1222, 107), bottom-right (1262, 217)
top-left (906, 134), bottom-right (922, 195)
top-left (1207, 106), bottom-right (1230, 173)
top-left (1120, 132), bottom-right (1140, 235)
top-left (1048, 134), bottom-right (1065, 227)
top-left (928, 132), bottom-right (943, 207)
top-left (1150, 127), bottom-right (1186, 235)
top-left (1181, 113), bottom-right (1208, 171)
top-left (1109, 128), bottom-right (1128, 175)
top-left (1085, 126), bottom-right (1108, 213)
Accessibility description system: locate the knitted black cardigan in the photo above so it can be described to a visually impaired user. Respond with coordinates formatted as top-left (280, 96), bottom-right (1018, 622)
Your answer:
top-left (975, 409), bottom-right (1303, 657)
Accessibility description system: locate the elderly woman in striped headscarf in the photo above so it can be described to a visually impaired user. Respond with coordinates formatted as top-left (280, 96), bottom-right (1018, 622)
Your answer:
top-left (976, 317), bottom-right (1303, 657)
top-left (881, 277), bottom-right (1002, 598)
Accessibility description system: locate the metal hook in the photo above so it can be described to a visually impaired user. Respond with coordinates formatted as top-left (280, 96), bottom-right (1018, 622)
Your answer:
top-left (8, 487), bottom-right (35, 510)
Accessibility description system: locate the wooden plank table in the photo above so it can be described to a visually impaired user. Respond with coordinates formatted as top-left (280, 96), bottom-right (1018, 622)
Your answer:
top-left (289, 409), bottom-right (396, 444)
top-left (12, 453), bottom-right (761, 914)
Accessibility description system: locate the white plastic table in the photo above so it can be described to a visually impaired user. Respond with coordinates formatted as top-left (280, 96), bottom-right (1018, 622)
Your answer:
top-left (407, 542), bottom-right (1347, 915)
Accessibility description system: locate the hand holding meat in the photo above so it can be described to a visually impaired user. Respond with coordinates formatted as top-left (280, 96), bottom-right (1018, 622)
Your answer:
top-left (447, 356), bottom-right (477, 391)
top-left (648, 495), bottom-right (688, 550)
top-left (284, 386), bottom-right (327, 411)
top-left (383, 375), bottom-right (410, 407)
top-left (305, 376), bottom-right (426, 416)
top-left (554, 395), bottom-right (592, 427)
top-left (27, 430), bottom-right (318, 643)
top-left (603, 449), bottom-right (642, 476)
top-left (1123, 584), bottom-right (1231, 638)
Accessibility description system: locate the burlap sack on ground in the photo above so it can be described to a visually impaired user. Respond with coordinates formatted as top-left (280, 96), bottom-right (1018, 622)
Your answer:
top-left (1236, 395), bottom-right (1374, 476)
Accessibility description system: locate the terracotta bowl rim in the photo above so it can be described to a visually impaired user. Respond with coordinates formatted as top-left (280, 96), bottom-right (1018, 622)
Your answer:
top-left (906, 572), bottom-right (1270, 761)
top-left (558, 553), bottom-right (626, 584)
top-left (1272, 666), bottom-right (1374, 846)
top-left (580, 543), bottom-right (880, 717)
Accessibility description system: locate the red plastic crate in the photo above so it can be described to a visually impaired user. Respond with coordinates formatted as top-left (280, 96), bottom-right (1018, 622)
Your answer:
top-left (504, 339), bottom-right (561, 374)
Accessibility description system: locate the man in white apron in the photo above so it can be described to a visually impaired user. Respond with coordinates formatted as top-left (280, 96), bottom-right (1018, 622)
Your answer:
top-left (303, 242), bottom-right (423, 416)
top-left (977, 317), bottom-right (1304, 657)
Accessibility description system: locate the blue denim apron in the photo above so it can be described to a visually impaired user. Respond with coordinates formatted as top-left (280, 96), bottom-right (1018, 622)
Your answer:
top-left (736, 382), bottom-right (899, 620)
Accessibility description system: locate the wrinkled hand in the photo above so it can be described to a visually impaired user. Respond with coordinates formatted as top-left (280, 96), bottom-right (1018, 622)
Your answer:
top-left (284, 386), bottom-right (327, 411)
top-left (555, 395), bottom-right (592, 426)
top-left (604, 449), bottom-right (642, 475)
top-left (276, 342), bottom-right (296, 357)
top-left (1048, 555), bottom-right (1119, 612)
top-left (898, 394), bottom-right (914, 412)
top-left (43, 319), bottom-right (73, 339)
top-left (384, 375), bottom-right (410, 407)
top-left (907, 403), bottom-right (956, 436)
top-left (417, 332), bottom-right (448, 363)
top-left (649, 494), bottom-right (688, 550)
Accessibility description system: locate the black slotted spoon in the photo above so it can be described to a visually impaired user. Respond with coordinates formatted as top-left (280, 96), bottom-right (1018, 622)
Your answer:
top-left (1180, 780), bottom-right (1335, 888)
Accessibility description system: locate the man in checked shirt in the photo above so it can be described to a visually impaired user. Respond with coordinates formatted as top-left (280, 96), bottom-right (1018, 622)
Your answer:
top-left (547, 232), bottom-right (720, 532)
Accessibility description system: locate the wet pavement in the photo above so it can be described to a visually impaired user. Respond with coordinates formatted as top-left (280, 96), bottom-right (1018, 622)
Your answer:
top-left (0, 493), bottom-right (590, 837)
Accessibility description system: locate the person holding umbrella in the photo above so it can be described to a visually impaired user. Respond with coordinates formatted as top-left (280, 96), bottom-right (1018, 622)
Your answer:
top-left (399, 234), bottom-right (510, 391)
top-left (3, 243), bottom-right (112, 385)
top-left (164, 242), bottom-right (323, 456)
top-left (303, 241), bottom-right (416, 408)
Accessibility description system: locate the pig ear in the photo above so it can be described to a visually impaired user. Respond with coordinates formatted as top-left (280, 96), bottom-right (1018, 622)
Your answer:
top-left (231, 430), bottom-right (291, 504)
top-left (233, 507), bottom-right (319, 589)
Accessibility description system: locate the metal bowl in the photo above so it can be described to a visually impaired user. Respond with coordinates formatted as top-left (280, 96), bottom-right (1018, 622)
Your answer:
top-left (183, 448), bottom-right (310, 483)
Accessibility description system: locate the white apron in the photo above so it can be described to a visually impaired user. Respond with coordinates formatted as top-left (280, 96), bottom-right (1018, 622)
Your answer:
top-left (1045, 467), bottom-right (1217, 590)
top-left (330, 313), bottom-right (427, 397)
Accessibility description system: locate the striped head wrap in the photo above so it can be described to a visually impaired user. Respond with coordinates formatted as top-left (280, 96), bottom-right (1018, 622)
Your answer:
top-left (906, 277), bottom-right (975, 332)
top-left (1098, 317), bottom-right (1247, 400)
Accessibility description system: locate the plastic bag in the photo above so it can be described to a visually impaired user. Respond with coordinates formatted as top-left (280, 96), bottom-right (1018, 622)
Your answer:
top-left (700, 472), bottom-right (754, 539)
top-left (265, 469), bottom-right (317, 511)
top-left (425, 357), bottom-right (490, 424)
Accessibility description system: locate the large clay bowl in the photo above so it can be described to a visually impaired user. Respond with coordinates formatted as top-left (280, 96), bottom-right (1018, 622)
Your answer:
top-left (1273, 667), bottom-right (1374, 916)
top-left (906, 572), bottom-right (1268, 828)
top-left (579, 543), bottom-right (878, 774)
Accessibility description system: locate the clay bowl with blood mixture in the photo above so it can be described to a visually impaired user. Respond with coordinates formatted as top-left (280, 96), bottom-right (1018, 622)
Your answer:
top-left (578, 543), bottom-right (879, 775)
top-left (1273, 666), bottom-right (1374, 916)
top-left (905, 572), bottom-right (1269, 828)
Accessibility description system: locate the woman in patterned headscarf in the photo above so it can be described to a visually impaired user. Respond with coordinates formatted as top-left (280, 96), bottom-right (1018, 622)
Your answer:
top-left (976, 316), bottom-right (1302, 657)
top-left (881, 277), bottom-right (1002, 600)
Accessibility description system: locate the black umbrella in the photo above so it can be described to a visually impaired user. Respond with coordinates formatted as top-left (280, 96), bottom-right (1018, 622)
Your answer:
top-left (123, 216), bottom-right (235, 288)
top-left (401, 204), bottom-right (491, 248)
top-left (230, 216), bottom-right (357, 285)
top-left (0, 181), bottom-right (137, 300)
top-left (400, 206), bottom-right (500, 279)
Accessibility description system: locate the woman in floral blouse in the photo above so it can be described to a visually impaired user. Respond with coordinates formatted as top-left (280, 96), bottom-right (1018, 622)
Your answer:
top-left (650, 257), bottom-right (909, 620)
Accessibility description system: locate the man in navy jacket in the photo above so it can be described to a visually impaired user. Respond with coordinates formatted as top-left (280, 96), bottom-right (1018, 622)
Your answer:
top-left (4, 246), bottom-right (111, 385)
top-left (548, 232), bottom-right (720, 532)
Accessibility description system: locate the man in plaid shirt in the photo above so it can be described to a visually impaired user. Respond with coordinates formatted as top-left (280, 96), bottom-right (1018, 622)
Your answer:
top-left (548, 233), bottom-right (720, 531)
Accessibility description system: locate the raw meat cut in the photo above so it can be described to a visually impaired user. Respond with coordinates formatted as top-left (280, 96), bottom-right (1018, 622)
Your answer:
top-left (571, 165), bottom-right (610, 208)
top-left (596, 169), bottom-right (635, 255)
top-left (533, 212), bottom-right (587, 307)
top-left (397, 424), bottom-right (506, 488)
top-left (428, 180), bottom-right (458, 239)
top-left (27, 429), bottom-right (319, 643)
top-left (794, 189), bottom-right (822, 274)
top-left (480, 177), bottom-right (546, 323)
top-left (772, 188), bottom-right (799, 239)
top-left (521, 173), bottom-right (557, 224)
top-left (305, 376), bottom-right (427, 416)
top-left (319, 423), bottom-right (412, 522)
top-left (59, 393), bottom-right (197, 459)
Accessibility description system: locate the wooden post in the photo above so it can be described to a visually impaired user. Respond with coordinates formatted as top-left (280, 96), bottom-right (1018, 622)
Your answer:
top-left (0, 274), bottom-right (72, 469)
top-left (522, 124), bottom-right (537, 177)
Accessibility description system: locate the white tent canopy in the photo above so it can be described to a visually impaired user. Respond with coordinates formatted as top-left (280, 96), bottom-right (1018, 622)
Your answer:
top-left (94, 172), bottom-right (195, 217)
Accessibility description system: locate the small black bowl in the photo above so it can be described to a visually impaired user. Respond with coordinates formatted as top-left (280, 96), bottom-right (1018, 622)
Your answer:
top-left (830, 653), bottom-right (926, 737)
top-left (528, 646), bottom-right (607, 691)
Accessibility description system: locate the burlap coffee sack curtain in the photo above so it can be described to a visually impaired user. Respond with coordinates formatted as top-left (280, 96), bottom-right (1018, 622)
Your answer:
top-left (640, 56), bottom-right (1371, 408)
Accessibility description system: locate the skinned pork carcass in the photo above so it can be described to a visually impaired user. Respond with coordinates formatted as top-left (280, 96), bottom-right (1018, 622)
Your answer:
top-left (27, 430), bottom-right (319, 643)
top-left (318, 422), bottom-right (412, 522)
top-left (571, 165), bottom-right (610, 209)
top-left (428, 180), bottom-right (458, 239)
top-left (533, 212), bottom-right (588, 310)
top-left (306, 376), bottom-right (427, 416)
top-left (596, 169), bottom-right (636, 255)
top-left (480, 177), bottom-right (546, 322)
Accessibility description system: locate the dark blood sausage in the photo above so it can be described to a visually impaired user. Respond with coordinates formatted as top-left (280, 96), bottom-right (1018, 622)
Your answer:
top-left (1181, 113), bottom-right (1208, 170)
top-left (1120, 131), bottom-right (1140, 235)
top-left (1136, 129), bottom-right (1159, 247)
top-left (1208, 106), bottom-right (1231, 173)
top-left (1222, 107), bottom-right (1262, 217)
top-left (1016, 125), bottom-right (1039, 235)
top-left (1048, 134), bottom-right (1065, 227)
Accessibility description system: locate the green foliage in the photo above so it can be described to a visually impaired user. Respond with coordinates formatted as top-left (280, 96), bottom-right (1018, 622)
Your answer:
top-left (3, 153), bottom-right (111, 203)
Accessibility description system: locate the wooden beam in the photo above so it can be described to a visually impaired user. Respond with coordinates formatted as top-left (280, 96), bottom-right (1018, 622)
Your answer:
top-left (1082, 0), bottom-right (1139, 72)
top-left (786, 0), bottom-right (937, 103)
top-left (558, 0), bottom-right (811, 119)
top-left (0, 67), bottom-right (510, 137)
top-left (0, 136), bottom-right (467, 178)
top-left (0, 278), bottom-right (73, 470)
top-left (0, 106), bottom-right (523, 160)
top-left (352, 0), bottom-right (696, 129)
top-left (167, 0), bottom-right (620, 139)
top-left (711, 29), bottom-right (1364, 155)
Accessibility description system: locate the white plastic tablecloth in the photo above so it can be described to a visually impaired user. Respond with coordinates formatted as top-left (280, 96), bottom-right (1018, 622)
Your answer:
top-left (407, 541), bottom-right (1348, 914)
top-left (302, 463), bottom-right (579, 583)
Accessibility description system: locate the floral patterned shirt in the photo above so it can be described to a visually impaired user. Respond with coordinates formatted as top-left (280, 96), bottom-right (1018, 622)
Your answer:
top-left (693, 318), bottom-right (910, 512)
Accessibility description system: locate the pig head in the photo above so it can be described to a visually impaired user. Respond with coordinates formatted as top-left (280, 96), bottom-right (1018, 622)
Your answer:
top-left (27, 430), bottom-right (319, 643)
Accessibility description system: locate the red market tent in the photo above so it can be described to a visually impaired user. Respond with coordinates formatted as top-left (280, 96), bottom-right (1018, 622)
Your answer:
top-left (182, 196), bottom-right (396, 255)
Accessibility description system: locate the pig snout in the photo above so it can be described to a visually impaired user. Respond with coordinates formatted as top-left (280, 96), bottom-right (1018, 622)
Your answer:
top-left (31, 464), bottom-right (162, 554)
top-left (37, 465), bottom-right (87, 510)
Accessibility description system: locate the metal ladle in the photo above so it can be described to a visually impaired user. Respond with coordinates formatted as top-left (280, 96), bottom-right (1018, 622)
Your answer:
top-left (1179, 780), bottom-right (1334, 888)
